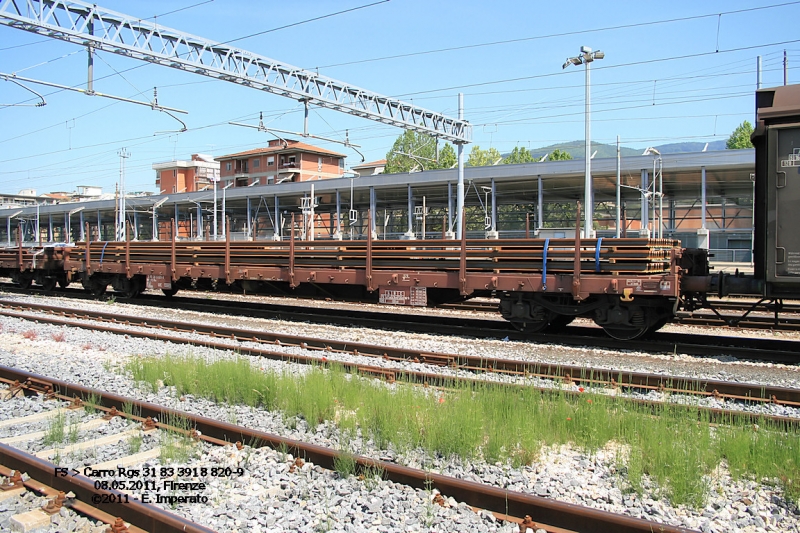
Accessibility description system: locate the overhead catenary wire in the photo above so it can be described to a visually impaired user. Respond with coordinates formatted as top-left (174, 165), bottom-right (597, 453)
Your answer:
top-left (313, 1), bottom-right (800, 70)
top-left (396, 39), bottom-right (800, 98)
top-left (0, 2), bottom-right (794, 193)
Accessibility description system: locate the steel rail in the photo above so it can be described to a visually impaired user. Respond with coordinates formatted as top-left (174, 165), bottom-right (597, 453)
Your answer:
top-left (1, 283), bottom-right (799, 363)
top-left (0, 365), bottom-right (694, 533)
top-left (675, 313), bottom-right (800, 331)
top-left (0, 461), bottom-right (148, 533)
top-left (2, 299), bottom-right (799, 407)
top-left (0, 443), bottom-right (215, 533)
top-left (1, 303), bottom-right (798, 432)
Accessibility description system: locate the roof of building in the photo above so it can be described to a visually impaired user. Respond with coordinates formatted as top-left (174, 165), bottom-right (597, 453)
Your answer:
top-left (351, 159), bottom-right (386, 169)
top-left (216, 140), bottom-right (346, 161)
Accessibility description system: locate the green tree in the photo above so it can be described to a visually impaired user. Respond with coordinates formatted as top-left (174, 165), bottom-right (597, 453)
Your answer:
top-left (467, 145), bottom-right (503, 167)
top-left (549, 149), bottom-right (573, 161)
top-left (726, 120), bottom-right (754, 149)
top-left (503, 146), bottom-right (535, 164)
top-left (437, 143), bottom-right (457, 169)
top-left (384, 131), bottom-right (457, 173)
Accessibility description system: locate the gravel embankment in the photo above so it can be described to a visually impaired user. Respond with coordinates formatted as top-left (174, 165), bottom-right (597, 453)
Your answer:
top-left (0, 290), bottom-right (798, 532)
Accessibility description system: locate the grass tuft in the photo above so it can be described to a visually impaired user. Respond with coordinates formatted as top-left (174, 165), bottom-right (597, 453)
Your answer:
top-left (128, 433), bottom-right (143, 454)
top-left (159, 412), bottom-right (197, 464)
top-left (333, 450), bottom-right (357, 479)
top-left (43, 410), bottom-right (66, 445)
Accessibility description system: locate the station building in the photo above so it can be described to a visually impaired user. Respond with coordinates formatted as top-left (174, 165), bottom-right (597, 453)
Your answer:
top-left (0, 145), bottom-right (755, 266)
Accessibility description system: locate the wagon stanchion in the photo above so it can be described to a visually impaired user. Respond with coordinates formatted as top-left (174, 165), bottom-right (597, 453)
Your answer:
top-left (459, 210), bottom-right (467, 295)
top-left (16, 224), bottom-right (22, 271)
top-left (572, 201), bottom-right (582, 301)
top-left (225, 216), bottom-right (231, 285)
top-left (170, 218), bottom-right (177, 282)
top-left (366, 209), bottom-right (373, 291)
top-left (289, 213), bottom-right (296, 288)
top-left (124, 224), bottom-right (130, 279)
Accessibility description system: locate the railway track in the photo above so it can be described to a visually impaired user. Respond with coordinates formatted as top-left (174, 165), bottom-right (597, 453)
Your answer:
top-left (443, 298), bottom-right (800, 331)
top-left (445, 298), bottom-right (800, 315)
top-left (0, 366), bottom-right (692, 533)
top-left (1, 284), bottom-right (798, 363)
top-left (0, 402), bottom-right (215, 533)
top-left (1, 298), bottom-right (797, 431)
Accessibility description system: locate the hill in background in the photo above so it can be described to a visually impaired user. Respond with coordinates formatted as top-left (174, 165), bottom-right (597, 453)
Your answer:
top-left (526, 139), bottom-right (728, 160)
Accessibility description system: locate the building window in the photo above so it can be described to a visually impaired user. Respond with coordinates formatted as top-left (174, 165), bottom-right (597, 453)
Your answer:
top-left (226, 162), bottom-right (232, 171)
top-left (318, 157), bottom-right (323, 171)
top-left (267, 175), bottom-right (275, 184)
top-left (267, 156), bottom-right (274, 166)
top-left (253, 159), bottom-right (260, 168)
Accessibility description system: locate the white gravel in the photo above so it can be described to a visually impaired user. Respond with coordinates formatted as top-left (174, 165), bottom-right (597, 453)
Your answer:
top-left (0, 289), bottom-right (798, 532)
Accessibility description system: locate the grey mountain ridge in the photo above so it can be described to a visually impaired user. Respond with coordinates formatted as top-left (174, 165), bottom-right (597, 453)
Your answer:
top-left (514, 139), bottom-right (728, 160)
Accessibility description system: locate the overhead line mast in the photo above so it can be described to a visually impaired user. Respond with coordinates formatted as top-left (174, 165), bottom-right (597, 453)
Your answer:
top-left (0, 0), bottom-right (472, 237)
top-left (0, 0), bottom-right (471, 144)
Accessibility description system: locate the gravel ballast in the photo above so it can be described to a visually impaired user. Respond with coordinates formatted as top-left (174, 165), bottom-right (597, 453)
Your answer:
top-left (0, 291), bottom-right (798, 532)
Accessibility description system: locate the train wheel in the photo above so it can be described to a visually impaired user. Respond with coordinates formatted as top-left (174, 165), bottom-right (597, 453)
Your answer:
top-left (121, 281), bottom-right (144, 299)
top-left (508, 318), bottom-right (551, 333)
top-left (162, 288), bottom-right (179, 297)
top-left (548, 314), bottom-right (575, 330)
top-left (90, 281), bottom-right (107, 298)
top-left (647, 317), bottom-right (671, 335)
top-left (12, 273), bottom-right (32, 290)
top-left (58, 279), bottom-right (70, 289)
top-left (39, 277), bottom-right (57, 292)
top-left (601, 324), bottom-right (650, 340)
top-left (121, 287), bottom-right (141, 298)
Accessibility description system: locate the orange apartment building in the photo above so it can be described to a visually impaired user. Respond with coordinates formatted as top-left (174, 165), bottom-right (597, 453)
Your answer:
top-left (215, 139), bottom-right (346, 188)
top-left (152, 154), bottom-right (220, 194)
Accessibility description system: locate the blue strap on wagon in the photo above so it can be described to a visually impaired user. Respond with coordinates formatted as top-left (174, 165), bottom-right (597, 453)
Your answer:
top-left (99, 241), bottom-right (109, 264)
top-left (595, 237), bottom-right (603, 273)
top-left (542, 238), bottom-right (550, 291)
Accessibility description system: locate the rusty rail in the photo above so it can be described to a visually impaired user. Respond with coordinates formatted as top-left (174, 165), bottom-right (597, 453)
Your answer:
top-left (0, 443), bottom-right (215, 533)
top-left (0, 366), bottom-right (694, 533)
top-left (1, 302), bottom-right (798, 432)
top-left (2, 299), bottom-right (797, 407)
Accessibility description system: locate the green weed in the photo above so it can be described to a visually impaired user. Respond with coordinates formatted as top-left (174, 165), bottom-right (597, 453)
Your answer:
top-left (43, 410), bottom-right (66, 445)
top-left (83, 393), bottom-right (101, 415)
top-left (333, 450), bottom-right (357, 479)
top-left (68, 418), bottom-right (80, 444)
top-left (128, 433), bottom-right (143, 454)
top-left (159, 412), bottom-right (196, 464)
top-left (125, 354), bottom-right (800, 508)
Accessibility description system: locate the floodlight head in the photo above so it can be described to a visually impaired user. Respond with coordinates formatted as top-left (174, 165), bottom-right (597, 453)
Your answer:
top-left (594, 50), bottom-right (605, 60)
top-left (580, 46), bottom-right (592, 54)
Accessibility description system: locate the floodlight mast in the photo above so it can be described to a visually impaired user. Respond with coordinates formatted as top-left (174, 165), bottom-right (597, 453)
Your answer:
top-left (563, 46), bottom-right (604, 238)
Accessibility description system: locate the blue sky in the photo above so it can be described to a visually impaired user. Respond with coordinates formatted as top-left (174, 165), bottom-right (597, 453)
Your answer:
top-left (0, 0), bottom-right (797, 194)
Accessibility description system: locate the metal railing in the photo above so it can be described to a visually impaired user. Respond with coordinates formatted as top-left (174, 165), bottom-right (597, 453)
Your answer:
top-left (709, 248), bottom-right (752, 263)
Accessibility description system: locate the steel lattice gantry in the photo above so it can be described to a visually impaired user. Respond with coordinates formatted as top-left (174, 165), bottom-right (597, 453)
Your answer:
top-left (0, 0), bottom-right (472, 143)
